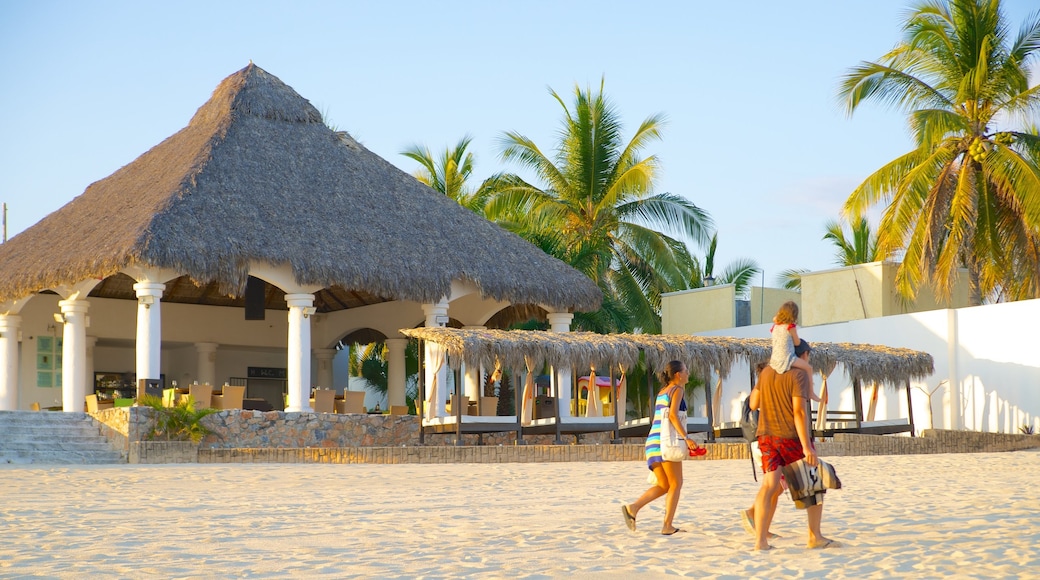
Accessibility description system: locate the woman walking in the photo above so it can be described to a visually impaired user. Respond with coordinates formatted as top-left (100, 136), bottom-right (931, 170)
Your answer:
top-left (621, 360), bottom-right (703, 535)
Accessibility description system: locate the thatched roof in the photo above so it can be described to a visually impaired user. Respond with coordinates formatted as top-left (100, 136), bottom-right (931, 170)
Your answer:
top-left (0, 64), bottom-right (601, 313)
top-left (400, 327), bottom-right (935, 387)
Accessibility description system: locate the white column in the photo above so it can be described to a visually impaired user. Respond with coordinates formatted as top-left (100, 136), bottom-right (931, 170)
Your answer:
top-left (195, 342), bottom-right (218, 386)
top-left (59, 299), bottom-right (89, 413)
top-left (134, 282), bottom-right (164, 384)
top-left (944, 309), bottom-right (962, 430)
top-left (0, 315), bottom-right (21, 410)
top-left (285, 293), bottom-right (314, 412)
top-left (385, 338), bottom-right (407, 407)
top-left (85, 336), bottom-right (97, 397)
top-left (314, 348), bottom-right (336, 389)
top-left (422, 300), bottom-right (449, 416)
top-left (547, 312), bottom-right (574, 417)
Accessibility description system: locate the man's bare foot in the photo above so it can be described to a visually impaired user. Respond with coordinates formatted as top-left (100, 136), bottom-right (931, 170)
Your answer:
top-left (754, 543), bottom-right (773, 551)
top-left (807, 538), bottom-right (839, 549)
top-left (741, 509), bottom-right (779, 539)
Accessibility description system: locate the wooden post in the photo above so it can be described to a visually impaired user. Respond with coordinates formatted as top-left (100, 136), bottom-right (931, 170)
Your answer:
top-left (905, 379), bottom-right (916, 437)
top-left (417, 339), bottom-right (425, 445)
top-left (704, 369), bottom-right (716, 442)
top-left (852, 378), bottom-right (864, 430)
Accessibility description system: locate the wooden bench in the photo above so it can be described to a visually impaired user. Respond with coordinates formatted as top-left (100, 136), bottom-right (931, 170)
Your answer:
top-left (811, 409), bottom-right (913, 436)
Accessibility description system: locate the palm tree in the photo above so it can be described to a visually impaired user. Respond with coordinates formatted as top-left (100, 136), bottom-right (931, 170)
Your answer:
top-left (823, 217), bottom-right (879, 266)
top-left (775, 268), bottom-right (810, 291)
top-left (839, 0), bottom-right (1040, 305)
top-left (671, 233), bottom-right (760, 299)
top-left (401, 135), bottom-right (494, 213)
top-left (491, 78), bottom-right (714, 333)
top-left (349, 341), bottom-right (420, 405)
top-left (776, 217), bottom-right (878, 290)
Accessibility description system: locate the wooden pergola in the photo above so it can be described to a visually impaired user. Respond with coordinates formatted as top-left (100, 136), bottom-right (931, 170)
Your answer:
top-left (402, 327), bottom-right (935, 444)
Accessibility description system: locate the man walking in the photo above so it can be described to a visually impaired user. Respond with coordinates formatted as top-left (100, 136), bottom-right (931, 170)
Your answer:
top-left (749, 340), bottom-right (837, 550)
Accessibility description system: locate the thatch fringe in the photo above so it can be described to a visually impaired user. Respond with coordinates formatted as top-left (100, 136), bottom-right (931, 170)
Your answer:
top-left (400, 327), bottom-right (935, 388)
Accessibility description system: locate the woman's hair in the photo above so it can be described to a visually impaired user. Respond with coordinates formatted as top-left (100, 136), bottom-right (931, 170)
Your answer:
top-left (774, 300), bottom-right (800, 325)
top-left (659, 360), bottom-right (686, 384)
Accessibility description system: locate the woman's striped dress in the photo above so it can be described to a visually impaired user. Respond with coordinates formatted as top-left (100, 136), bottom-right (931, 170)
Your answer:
top-left (645, 388), bottom-right (687, 469)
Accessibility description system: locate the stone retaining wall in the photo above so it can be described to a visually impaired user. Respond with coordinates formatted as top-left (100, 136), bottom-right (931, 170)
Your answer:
top-left (91, 407), bottom-right (131, 452)
top-left (197, 410), bottom-right (627, 448)
top-left (189, 430), bottom-right (1040, 465)
top-left (93, 408), bottom-right (1040, 464)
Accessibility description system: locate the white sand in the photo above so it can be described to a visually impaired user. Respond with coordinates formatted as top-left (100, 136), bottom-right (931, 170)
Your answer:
top-left (1, 450), bottom-right (1038, 578)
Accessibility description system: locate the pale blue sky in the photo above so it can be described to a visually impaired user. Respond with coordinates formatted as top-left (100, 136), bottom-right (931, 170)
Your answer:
top-left (1, 0), bottom-right (1036, 285)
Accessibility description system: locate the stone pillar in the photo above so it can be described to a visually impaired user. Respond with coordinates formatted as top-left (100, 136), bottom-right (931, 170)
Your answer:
top-left (59, 299), bottom-right (89, 413)
top-left (195, 342), bottom-right (218, 386)
top-left (547, 311), bottom-right (574, 417)
top-left (85, 336), bottom-right (97, 397)
top-left (314, 348), bottom-right (336, 390)
top-left (133, 282), bottom-right (165, 385)
top-left (385, 338), bottom-right (407, 407)
top-left (0, 315), bottom-right (21, 410)
top-left (422, 301), bottom-right (449, 417)
top-left (285, 294), bottom-right (314, 412)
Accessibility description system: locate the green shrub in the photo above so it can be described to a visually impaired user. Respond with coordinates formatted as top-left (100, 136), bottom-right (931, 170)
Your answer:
top-left (138, 395), bottom-right (218, 443)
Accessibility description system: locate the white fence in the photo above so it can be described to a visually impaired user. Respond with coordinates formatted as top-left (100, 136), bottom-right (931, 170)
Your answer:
top-left (694, 298), bottom-right (1040, 435)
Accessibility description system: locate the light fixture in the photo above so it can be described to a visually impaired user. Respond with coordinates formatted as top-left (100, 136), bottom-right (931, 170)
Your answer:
top-left (302, 306), bottom-right (317, 318)
top-left (435, 315), bottom-right (450, 325)
top-left (52, 313), bottom-right (65, 324)
top-left (140, 295), bottom-right (156, 308)
top-left (704, 275), bottom-right (715, 287)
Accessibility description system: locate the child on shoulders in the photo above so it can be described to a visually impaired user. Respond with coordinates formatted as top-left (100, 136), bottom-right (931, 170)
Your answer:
top-left (769, 301), bottom-right (819, 399)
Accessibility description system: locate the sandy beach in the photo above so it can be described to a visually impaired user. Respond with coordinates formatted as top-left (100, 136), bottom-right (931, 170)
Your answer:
top-left (2, 450), bottom-right (1038, 579)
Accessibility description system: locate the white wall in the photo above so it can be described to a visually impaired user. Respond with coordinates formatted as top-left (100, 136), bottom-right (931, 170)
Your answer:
top-left (697, 299), bottom-right (1040, 435)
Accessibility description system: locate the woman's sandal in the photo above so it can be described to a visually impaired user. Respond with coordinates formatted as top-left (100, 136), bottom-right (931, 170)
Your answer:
top-left (621, 505), bottom-right (636, 531)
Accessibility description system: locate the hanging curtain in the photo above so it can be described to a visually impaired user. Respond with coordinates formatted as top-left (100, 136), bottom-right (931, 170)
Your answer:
top-left (866, 381), bottom-right (879, 421)
top-left (711, 373), bottom-right (724, 425)
top-left (585, 367), bottom-right (603, 418)
top-left (615, 365), bottom-right (628, 423)
top-left (424, 344), bottom-right (446, 421)
top-left (521, 355), bottom-right (536, 425)
top-left (815, 372), bottom-right (830, 434)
